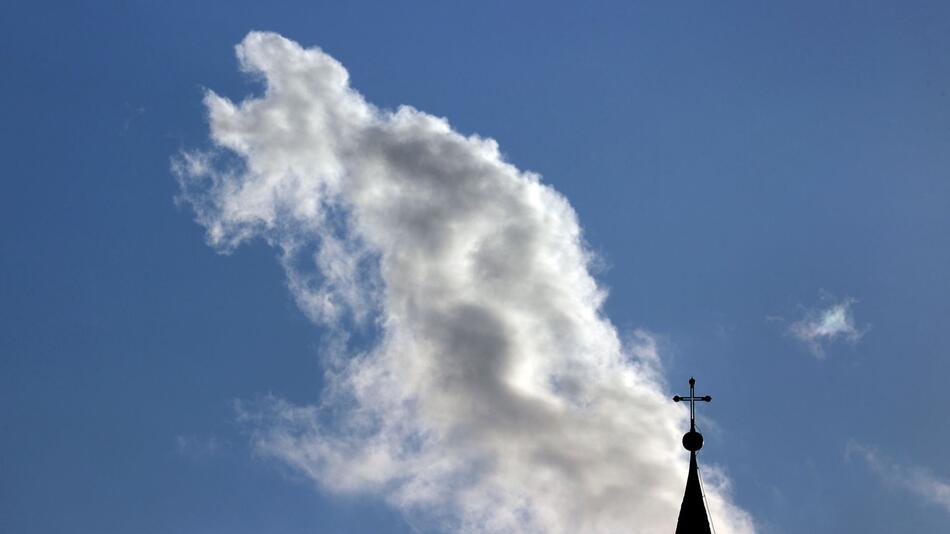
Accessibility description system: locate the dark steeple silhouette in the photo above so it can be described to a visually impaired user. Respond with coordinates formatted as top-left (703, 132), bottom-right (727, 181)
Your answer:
top-left (672, 377), bottom-right (713, 534)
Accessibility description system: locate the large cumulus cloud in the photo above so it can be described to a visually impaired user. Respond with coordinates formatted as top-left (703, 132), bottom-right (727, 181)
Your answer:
top-left (176, 31), bottom-right (754, 534)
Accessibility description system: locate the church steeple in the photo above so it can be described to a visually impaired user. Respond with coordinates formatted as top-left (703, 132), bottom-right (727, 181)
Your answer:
top-left (672, 377), bottom-right (713, 534)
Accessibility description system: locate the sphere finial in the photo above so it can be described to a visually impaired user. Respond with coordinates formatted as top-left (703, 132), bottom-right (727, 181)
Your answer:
top-left (682, 430), bottom-right (703, 451)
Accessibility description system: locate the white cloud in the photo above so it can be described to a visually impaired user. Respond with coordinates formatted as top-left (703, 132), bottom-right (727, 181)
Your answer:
top-left (847, 443), bottom-right (950, 513)
top-left (176, 32), bottom-right (755, 533)
top-left (788, 297), bottom-right (866, 358)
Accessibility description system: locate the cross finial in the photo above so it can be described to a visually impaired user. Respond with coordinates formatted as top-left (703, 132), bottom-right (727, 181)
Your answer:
top-left (672, 377), bottom-right (712, 451)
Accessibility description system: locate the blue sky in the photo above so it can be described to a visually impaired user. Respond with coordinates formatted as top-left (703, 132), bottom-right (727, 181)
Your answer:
top-left (2, 1), bottom-right (949, 533)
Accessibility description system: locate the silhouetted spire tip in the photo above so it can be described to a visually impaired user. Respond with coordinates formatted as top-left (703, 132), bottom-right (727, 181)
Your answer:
top-left (674, 376), bottom-right (713, 534)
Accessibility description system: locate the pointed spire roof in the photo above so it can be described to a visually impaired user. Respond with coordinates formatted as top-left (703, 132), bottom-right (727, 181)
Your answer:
top-left (675, 452), bottom-right (711, 534)
top-left (672, 377), bottom-right (713, 534)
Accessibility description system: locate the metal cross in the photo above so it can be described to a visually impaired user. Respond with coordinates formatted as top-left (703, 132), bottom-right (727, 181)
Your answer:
top-left (673, 377), bottom-right (711, 432)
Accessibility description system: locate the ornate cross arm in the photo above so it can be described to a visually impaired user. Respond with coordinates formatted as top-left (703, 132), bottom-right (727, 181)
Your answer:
top-left (672, 377), bottom-right (711, 451)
